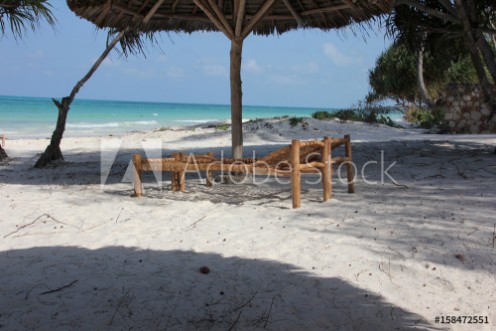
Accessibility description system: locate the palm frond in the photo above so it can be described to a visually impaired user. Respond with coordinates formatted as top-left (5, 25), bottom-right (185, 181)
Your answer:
top-left (106, 28), bottom-right (164, 58)
top-left (0, 0), bottom-right (55, 39)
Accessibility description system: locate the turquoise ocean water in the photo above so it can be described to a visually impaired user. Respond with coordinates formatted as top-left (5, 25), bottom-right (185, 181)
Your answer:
top-left (0, 95), bottom-right (331, 139)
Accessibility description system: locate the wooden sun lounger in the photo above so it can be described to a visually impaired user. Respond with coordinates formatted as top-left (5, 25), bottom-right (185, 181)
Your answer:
top-left (132, 135), bottom-right (354, 208)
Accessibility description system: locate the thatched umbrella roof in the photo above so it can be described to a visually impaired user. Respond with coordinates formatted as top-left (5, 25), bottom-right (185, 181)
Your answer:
top-left (67, 0), bottom-right (394, 158)
top-left (68, 0), bottom-right (393, 35)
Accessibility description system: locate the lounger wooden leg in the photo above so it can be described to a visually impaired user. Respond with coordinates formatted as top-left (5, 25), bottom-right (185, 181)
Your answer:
top-left (344, 134), bottom-right (355, 193)
top-left (291, 139), bottom-right (301, 209)
top-left (179, 171), bottom-right (186, 192)
top-left (132, 154), bottom-right (142, 197)
top-left (322, 136), bottom-right (332, 201)
top-left (171, 172), bottom-right (178, 191)
top-left (206, 152), bottom-right (214, 187)
top-left (171, 152), bottom-right (183, 192)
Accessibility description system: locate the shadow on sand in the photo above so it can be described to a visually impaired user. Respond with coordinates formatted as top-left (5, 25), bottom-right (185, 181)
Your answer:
top-left (0, 246), bottom-right (439, 330)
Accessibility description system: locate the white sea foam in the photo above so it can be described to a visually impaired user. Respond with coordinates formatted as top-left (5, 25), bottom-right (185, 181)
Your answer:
top-left (67, 120), bottom-right (158, 129)
top-left (225, 118), bottom-right (252, 124)
top-left (175, 119), bottom-right (220, 123)
top-left (124, 120), bottom-right (158, 126)
top-left (0, 129), bottom-right (18, 135)
top-left (67, 122), bottom-right (120, 129)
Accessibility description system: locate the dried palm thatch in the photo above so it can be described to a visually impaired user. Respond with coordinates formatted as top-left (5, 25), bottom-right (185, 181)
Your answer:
top-left (67, 0), bottom-right (393, 159)
top-left (68, 0), bottom-right (393, 36)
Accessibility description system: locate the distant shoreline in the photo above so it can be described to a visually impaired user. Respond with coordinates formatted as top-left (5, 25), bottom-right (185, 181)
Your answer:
top-left (1, 95), bottom-right (334, 140)
top-left (0, 94), bottom-right (333, 112)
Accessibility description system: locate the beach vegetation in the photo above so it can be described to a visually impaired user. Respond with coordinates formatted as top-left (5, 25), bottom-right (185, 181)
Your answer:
top-left (289, 117), bottom-right (308, 130)
top-left (404, 106), bottom-right (445, 129)
top-left (215, 123), bottom-right (230, 131)
top-left (35, 30), bottom-right (129, 168)
top-left (32, 24), bottom-right (160, 167)
top-left (383, 0), bottom-right (496, 116)
top-left (156, 126), bottom-right (171, 131)
top-left (367, 41), bottom-right (477, 107)
top-left (312, 104), bottom-right (401, 128)
top-left (246, 119), bottom-right (275, 131)
top-left (312, 111), bottom-right (334, 120)
top-left (0, 0), bottom-right (55, 39)
top-left (1, 0), bottom-right (55, 162)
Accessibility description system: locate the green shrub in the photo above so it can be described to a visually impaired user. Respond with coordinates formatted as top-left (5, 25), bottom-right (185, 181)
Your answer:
top-left (333, 109), bottom-right (359, 121)
top-left (215, 123), bottom-right (230, 131)
top-left (404, 106), bottom-right (445, 129)
top-left (312, 103), bottom-right (401, 128)
top-left (156, 126), bottom-right (171, 131)
top-left (289, 117), bottom-right (308, 130)
top-left (312, 111), bottom-right (334, 120)
top-left (289, 117), bottom-right (303, 127)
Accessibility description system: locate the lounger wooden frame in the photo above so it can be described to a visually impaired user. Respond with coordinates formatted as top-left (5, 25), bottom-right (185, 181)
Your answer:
top-left (132, 135), bottom-right (354, 208)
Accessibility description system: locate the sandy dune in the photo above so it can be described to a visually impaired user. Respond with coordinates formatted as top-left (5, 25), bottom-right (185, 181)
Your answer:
top-left (1, 118), bottom-right (495, 330)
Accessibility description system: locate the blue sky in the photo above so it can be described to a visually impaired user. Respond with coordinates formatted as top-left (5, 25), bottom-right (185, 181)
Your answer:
top-left (0, 2), bottom-right (392, 108)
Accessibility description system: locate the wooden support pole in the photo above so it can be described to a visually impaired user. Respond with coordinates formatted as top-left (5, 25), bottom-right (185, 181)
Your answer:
top-left (322, 136), bottom-right (332, 201)
top-left (178, 152), bottom-right (186, 192)
top-left (230, 38), bottom-right (244, 159)
top-left (143, 0), bottom-right (166, 24)
top-left (206, 0), bottom-right (235, 37)
top-left (179, 173), bottom-right (186, 191)
top-left (1, 134), bottom-right (5, 147)
top-left (344, 134), bottom-right (355, 193)
top-left (193, 0), bottom-right (234, 39)
top-left (171, 171), bottom-right (178, 192)
top-left (172, 152), bottom-right (180, 191)
top-left (234, 0), bottom-right (245, 37)
top-left (282, 0), bottom-right (304, 25)
top-left (172, 0), bottom-right (181, 13)
top-left (291, 139), bottom-right (301, 209)
top-left (132, 154), bottom-right (142, 197)
top-left (206, 151), bottom-right (214, 187)
top-left (241, 0), bottom-right (277, 39)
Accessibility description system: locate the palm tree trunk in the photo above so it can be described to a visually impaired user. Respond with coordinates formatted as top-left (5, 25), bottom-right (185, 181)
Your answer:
top-left (0, 145), bottom-right (7, 161)
top-left (455, 0), bottom-right (496, 117)
top-left (475, 29), bottom-right (496, 83)
top-left (33, 98), bottom-right (67, 167)
top-left (34, 30), bottom-right (126, 168)
top-left (417, 39), bottom-right (434, 108)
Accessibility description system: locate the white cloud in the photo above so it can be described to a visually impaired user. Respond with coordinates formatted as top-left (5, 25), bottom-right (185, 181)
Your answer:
top-left (268, 74), bottom-right (306, 85)
top-left (322, 42), bottom-right (353, 66)
top-left (156, 54), bottom-right (168, 62)
top-left (166, 66), bottom-right (185, 78)
top-left (27, 49), bottom-right (44, 60)
top-left (123, 67), bottom-right (156, 79)
top-left (290, 62), bottom-right (319, 74)
top-left (202, 64), bottom-right (228, 77)
top-left (243, 59), bottom-right (262, 74)
top-left (42, 69), bottom-right (55, 77)
top-left (102, 58), bottom-right (123, 67)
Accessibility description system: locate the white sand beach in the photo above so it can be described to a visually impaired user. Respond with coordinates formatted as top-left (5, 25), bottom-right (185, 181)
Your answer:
top-left (1, 118), bottom-right (495, 330)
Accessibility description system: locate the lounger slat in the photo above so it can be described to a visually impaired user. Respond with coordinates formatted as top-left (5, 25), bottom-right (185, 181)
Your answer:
top-left (131, 135), bottom-right (355, 208)
top-left (299, 140), bottom-right (324, 148)
top-left (300, 162), bottom-right (325, 170)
